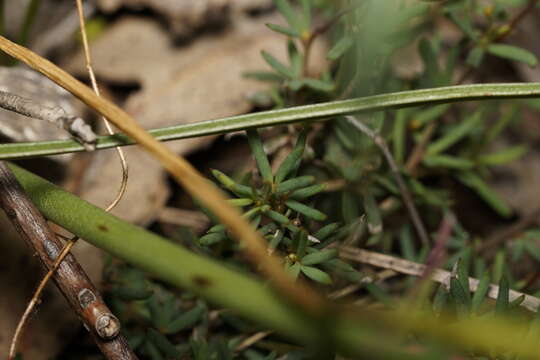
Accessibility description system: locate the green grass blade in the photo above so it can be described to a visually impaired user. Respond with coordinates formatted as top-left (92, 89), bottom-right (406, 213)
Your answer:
top-left (2, 83), bottom-right (540, 160)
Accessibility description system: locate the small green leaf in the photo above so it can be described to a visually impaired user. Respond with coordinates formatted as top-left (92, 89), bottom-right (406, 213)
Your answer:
top-left (487, 44), bottom-right (538, 67)
top-left (286, 262), bottom-right (301, 279)
top-left (227, 198), bottom-right (254, 207)
top-left (288, 79), bottom-right (304, 91)
top-left (399, 225), bottom-right (416, 261)
top-left (466, 47), bottom-right (485, 68)
top-left (456, 172), bottom-right (512, 217)
top-left (423, 154), bottom-right (474, 169)
top-left (211, 168), bottom-right (235, 188)
top-left (492, 250), bottom-right (506, 284)
top-left (276, 175), bottom-right (315, 194)
top-left (290, 183), bottom-right (325, 200)
top-left (303, 78), bottom-right (335, 92)
top-left (265, 210), bottom-right (290, 225)
top-left (363, 191), bottom-right (382, 234)
top-left (275, 131), bottom-right (307, 183)
top-left (427, 110), bottom-right (482, 155)
top-left (327, 36), bottom-right (354, 61)
top-left (296, 230), bottom-right (308, 258)
top-left (199, 232), bottom-right (227, 246)
top-left (314, 222), bottom-right (339, 241)
top-left (495, 275), bottom-right (510, 315)
top-left (478, 145), bottom-right (528, 166)
top-left (450, 277), bottom-right (470, 317)
top-left (342, 190), bottom-right (359, 223)
top-left (261, 50), bottom-right (294, 79)
top-left (413, 104), bottom-right (451, 126)
top-left (285, 200), bottom-right (327, 221)
top-left (147, 328), bottom-right (182, 358)
top-left (300, 0), bottom-right (311, 30)
top-left (288, 40), bottom-right (303, 77)
top-left (265, 23), bottom-right (300, 37)
top-left (164, 304), bottom-right (206, 334)
top-left (301, 249), bottom-right (338, 266)
top-left (300, 265), bottom-right (332, 284)
top-left (211, 169), bottom-right (253, 198)
top-left (457, 259), bottom-right (471, 304)
top-left (471, 271), bottom-right (490, 314)
top-left (274, 0), bottom-right (298, 29)
top-left (445, 8), bottom-right (477, 40)
top-left (269, 229), bottom-right (284, 250)
top-left (418, 38), bottom-right (440, 82)
top-left (246, 130), bottom-right (273, 183)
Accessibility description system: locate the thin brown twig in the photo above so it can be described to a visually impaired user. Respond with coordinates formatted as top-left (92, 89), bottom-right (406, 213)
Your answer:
top-left (339, 246), bottom-right (540, 312)
top-left (345, 116), bottom-right (431, 247)
top-left (9, 2), bottom-right (130, 357)
top-left (0, 162), bottom-right (137, 360)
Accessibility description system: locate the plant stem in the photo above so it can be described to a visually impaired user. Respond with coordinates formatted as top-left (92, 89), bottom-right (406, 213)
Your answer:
top-left (2, 82), bottom-right (540, 160)
top-left (346, 116), bottom-right (431, 247)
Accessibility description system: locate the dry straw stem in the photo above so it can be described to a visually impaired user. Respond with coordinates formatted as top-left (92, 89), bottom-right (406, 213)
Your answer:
top-left (0, 36), bottom-right (323, 312)
top-left (340, 246), bottom-right (540, 312)
top-left (0, 162), bottom-right (137, 360)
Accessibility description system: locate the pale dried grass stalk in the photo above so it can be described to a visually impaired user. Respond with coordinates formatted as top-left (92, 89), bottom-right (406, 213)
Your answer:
top-left (340, 246), bottom-right (540, 312)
